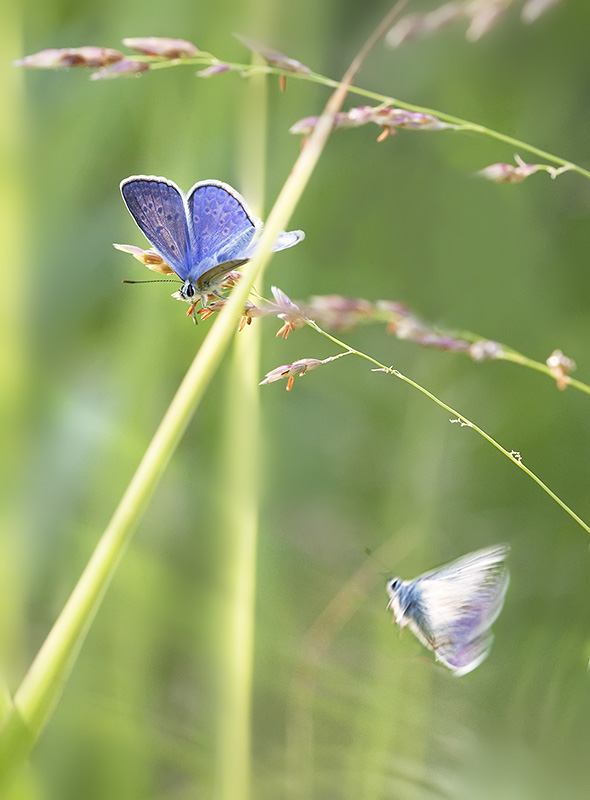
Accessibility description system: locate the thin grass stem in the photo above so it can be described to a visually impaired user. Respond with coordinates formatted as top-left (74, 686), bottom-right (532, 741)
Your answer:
top-left (306, 320), bottom-right (590, 537)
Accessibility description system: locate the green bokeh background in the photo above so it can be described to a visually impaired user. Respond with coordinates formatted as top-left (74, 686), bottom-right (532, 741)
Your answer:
top-left (3, 0), bottom-right (590, 798)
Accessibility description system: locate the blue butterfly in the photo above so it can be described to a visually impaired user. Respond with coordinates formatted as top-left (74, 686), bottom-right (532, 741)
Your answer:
top-left (120, 175), bottom-right (304, 307)
top-left (386, 544), bottom-right (510, 675)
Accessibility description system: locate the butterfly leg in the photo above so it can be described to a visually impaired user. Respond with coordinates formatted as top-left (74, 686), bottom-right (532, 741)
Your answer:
top-left (199, 289), bottom-right (226, 309)
top-left (186, 301), bottom-right (200, 324)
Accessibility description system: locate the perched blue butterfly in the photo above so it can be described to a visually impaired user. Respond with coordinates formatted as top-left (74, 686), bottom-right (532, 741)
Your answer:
top-left (386, 544), bottom-right (510, 675)
top-left (120, 175), bottom-right (304, 307)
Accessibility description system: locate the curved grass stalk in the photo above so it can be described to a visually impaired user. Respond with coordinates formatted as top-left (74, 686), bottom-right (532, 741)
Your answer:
top-left (385, 326), bottom-right (590, 397)
top-left (306, 320), bottom-right (590, 537)
top-left (363, 309), bottom-right (590, 396)
top-left (146, 59), bottom-right (590, 180)
top-left (290, 296), bottom-right (590, 396)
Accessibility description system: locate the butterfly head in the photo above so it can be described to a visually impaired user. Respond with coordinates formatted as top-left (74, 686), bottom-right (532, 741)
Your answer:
top-left (172, 277), bottom-right (216, 314)
top-left (385, 576), bottom-right (404, 613)
top-left (179, 278), bottom-right (197, 302)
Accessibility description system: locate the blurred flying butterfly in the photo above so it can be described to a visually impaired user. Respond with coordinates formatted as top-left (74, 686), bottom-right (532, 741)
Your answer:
top-left (119, 175), bottom-right (304, 308)
top-left (386, 544), bottom-right (510, 676)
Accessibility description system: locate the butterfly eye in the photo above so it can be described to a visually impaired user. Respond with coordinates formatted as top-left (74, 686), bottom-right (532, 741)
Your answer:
top-left (183, 281), bottom-right (195, 298)
top-left (388, 578), bottom-right (400, 591)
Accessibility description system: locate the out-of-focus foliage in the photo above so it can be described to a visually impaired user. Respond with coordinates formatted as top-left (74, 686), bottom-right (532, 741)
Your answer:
top-left (3, 0), bottom-right (590, 798)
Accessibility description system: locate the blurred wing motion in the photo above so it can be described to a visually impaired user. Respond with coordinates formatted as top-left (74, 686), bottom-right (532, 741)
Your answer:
top-left (120, 176), bottom-right (191, 278)
top-left (386, 544), bottom-right (510, 676)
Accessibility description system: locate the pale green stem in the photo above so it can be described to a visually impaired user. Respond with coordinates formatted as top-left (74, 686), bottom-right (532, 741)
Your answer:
top-left (216, 323), bottom-right (261, 800)
top-left (0, 10), bottom-right (37, 799)
top-left (0, 0), bottom-right (25, 729)
top-left (0, 3), bottom-right (409, 789)
top-left (307, 320), bottom-right (590, 537)
top-left (214, 43), bottom-right (268, 800)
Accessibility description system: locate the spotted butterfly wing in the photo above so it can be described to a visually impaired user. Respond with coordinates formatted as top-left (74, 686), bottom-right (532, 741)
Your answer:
top-left (120, 177), bottom-right (192, 278)
top-left (187, 181), bottom-right (258, 276)
top-left (120, 174), bottom-right (306, 307)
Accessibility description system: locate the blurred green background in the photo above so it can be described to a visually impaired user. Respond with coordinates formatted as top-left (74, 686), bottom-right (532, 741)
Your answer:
top-left (3, 0), bottom-right (590, 797)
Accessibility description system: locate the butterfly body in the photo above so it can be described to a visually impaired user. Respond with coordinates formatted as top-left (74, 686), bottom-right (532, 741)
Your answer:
top-left (120, 175), bottom-right (304, 307)
top-left (386, 544), bottom-right (510, 675)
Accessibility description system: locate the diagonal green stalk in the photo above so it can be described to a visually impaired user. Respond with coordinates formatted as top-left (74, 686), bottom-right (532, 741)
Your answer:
top-left (305, 319), bottom-right (590, 537)
top-left (0, 3), bottom-right (409, 791)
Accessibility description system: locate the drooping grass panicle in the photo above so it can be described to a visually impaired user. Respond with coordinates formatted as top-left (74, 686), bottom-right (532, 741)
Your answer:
top-left (198, 283), bottom-right (583, 396)
top-left (385, 0), bottom-right (564, 48)
top-left (14, 12), bottom-right (588, 182)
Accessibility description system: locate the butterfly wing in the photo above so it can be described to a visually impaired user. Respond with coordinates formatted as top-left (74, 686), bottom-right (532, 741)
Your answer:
top-left (187, 181), bottom-right (258, 277)
top-left (414, 544), bottom-right (510, 674)
top-left (120, 176), bottom-right (192, 278)
top-left (187, 180), bottom-right (305, 295)
top-left (270, 229), bottom-right (305, 252)
top-left (241, 228), bottom-right (306, 259)
top-left (389, 545), bottom-right (510, 675)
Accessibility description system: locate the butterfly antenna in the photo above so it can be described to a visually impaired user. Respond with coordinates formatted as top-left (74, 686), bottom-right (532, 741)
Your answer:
top-left (364, 547), bottom-right (391, 575)
top-left (122, 278), bottom-right (181, 285)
